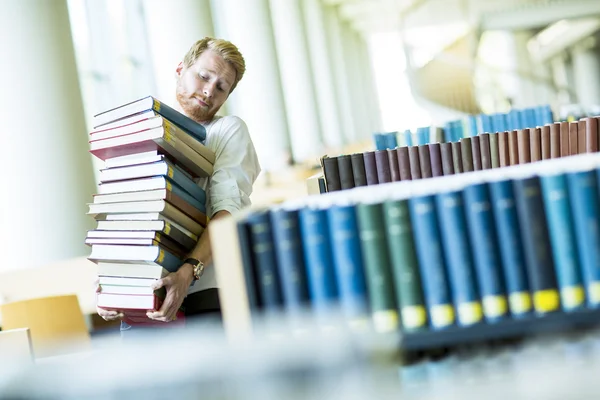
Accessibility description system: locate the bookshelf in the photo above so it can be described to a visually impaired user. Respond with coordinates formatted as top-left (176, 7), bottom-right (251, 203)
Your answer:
top-left (211, 150), bottom-right (600, 356)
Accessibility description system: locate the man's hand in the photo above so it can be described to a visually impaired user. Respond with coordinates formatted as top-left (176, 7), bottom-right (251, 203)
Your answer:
top-left (146, 264), bottom-right (194, 322)
top-left (95, 278), bottom-right (124, 321)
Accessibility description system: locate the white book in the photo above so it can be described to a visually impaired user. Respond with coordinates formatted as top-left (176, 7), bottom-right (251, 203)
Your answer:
top-left (97, 262), bottom-right (169, 279)
top-left (97, 293), bottom-right (158, 309)
top-left (98, 276), bottom-right (157, 286)
top-left (99, 285), bottom-right (155, 295)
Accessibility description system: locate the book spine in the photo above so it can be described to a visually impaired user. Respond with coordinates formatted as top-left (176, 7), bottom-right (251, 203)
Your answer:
top-left (337, 155), bottom-right (355, 190)
top-left (428, 143), bottom-right (443, 177)
top-left (270, 209), bottom-right (310, 312)
top-left (513, 177), bottom-right (560, 314)
top-left (460, 138), bottom-right (474, 172)
top-left (550, 123), bottom-right (561, 158)
top-left (323, 156), bottom-right (341, 192)
top-left (541, 125), bottom-right (551, 160)
top-left (246, 212), bottom-right (282, 310)
top-left (508, 130), bottom-right (519, 165)
top-left (530, 127), bottom-right (542, 162)
top-left (167, 179), bottom-right (206, 213)
top-left (375, 150), bottom-right (392, 183)
top-left (498, 131), bottom-right (509, 167)
top-left (451, 142), bottom-right (463, 173)
top-left (517, 129), bottom-right (531, 164)
top-left (298, 208), bottom-right (339, 318)
top-left (418, 145), bottom-right (432, 178)
top-left (560, 121), bottom-right (570, 157)
top-left (327, 205), bottom-right (369, 323)
top-left (397, 146), bottom-right (412, 180)
top-left (350, 153), bottom-right (367, 187)
top-left (585, 117), bottom-right (599, 153)
top-left (479, 133), bottom-right (492, 170)
top-left (578, 120), bottom-right (587, 154)
top-left (471, 136), bottom-right (482, 171)
top-left (463, 183), bottom-right (508, 322)
top-left (363, 151), bottom-right (379, 185)
top-left (488, 180), bottom-right (532, 317)
top-left (167, 161), bottom-right (206, 203)
top-left (382, 200), bottom-right (427, 331)
top-left (567, 170), bottom-right (600, 307)
top-left (156, 246), bottom-right (182, 272)
top-left (569, 122), bottom-right (579, 156)
top-left (153, 97), bottom-right (207, 142)
top-left (408, 195), bottom-right (454, 329)
top-left (408, 146), bottom-right (422, 179)
top-left (356, 203), bottom-right (399, 332)
top-left (440, 142), bottom-right (455, 175)
top-left (387, 149), bottom-right (401, 182)
top-left (435, 191), bottom-right (483, 326)
top-left (540, 174), bottom-right (585, 311)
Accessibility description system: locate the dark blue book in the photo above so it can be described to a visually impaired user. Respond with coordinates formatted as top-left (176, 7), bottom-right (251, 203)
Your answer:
top-left (513, 176), bottom-right (560, 314)
top-left (235, 219), bottom-right (259, 310)
top-left (246, 212), bottom-right (282, 310)
top-left (327, 205), bottom-right (369, 324)
top-left (567, 170), bottom-right (600, 308)
top-left (93, 96), bottom-right (207, 143)
top-left (298, 208), bottom-right (338, 317)
top-left (435, 191), bottom-right (482, 326)
top-left (270, 209), bottom-right (310, 312)
top-left (488, 180), bottom-right (532, 317)
top-left (167, 178), bottom-right (206, 213)
top-left (540, 173), bottom-right (585, 311)
top-left (408, 195), bottom-right (455, 329)
top-left (463, 183), bottom-right (508, 322)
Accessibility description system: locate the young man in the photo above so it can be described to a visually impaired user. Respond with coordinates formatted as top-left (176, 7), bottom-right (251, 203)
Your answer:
top-left (98, 38), bottom-right (261, 326)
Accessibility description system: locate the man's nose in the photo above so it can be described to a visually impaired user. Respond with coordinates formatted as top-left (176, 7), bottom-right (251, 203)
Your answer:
top-left (203, 83), bottom-right (215, 98)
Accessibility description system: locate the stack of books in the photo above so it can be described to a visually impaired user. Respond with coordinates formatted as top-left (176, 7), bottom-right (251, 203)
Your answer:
top-left (85, 96), bottom-right (214, 324)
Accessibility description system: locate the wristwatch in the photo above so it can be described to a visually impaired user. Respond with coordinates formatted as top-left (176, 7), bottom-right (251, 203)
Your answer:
top-left (184, 257), bottom-right (205, 280)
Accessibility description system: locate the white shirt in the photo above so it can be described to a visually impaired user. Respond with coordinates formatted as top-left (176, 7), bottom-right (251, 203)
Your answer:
top-left (187, 115), bottom-right (261, 294)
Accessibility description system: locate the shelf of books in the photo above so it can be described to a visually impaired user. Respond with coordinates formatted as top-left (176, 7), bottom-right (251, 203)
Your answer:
top-left (212, 114), bottom-right (600, 357)
top-left (321, 105), bottom-right (599, 193)
top-left (85, 96), bottom-right (212, 325)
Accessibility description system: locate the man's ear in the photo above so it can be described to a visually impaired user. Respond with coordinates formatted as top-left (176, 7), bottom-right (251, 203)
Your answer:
top-left (175, 62), bottom-right (184, 78)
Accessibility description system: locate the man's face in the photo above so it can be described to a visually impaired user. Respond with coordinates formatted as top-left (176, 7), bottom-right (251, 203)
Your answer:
top-left (176, 50), bottom-right (236, 122)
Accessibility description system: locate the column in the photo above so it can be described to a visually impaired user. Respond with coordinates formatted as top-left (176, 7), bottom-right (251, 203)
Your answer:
top-left (358, 35), bottom-right (383, 134)
top-left (302, 0), bottom-right (344, 151)
top-left (571, 35), bottom-right (600, 107)
top-left (210, 0), bottom-right (291, 171)
top-left (0, 1), bottom-right (96, 271)
top-left (506, 30), bottom-right (537, 108)
top-left (143, 0), bottom-right (215, 108)
top-left (269, 0), bottom-right (323, 163)
top-left (324, 6), bottom-right (357, 145)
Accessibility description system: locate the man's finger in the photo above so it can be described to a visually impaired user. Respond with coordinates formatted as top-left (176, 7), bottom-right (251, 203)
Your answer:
top-left (151, 276), bottom-right (171, 290)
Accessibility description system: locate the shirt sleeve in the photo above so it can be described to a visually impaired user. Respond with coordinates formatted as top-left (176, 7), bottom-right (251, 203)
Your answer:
top-left (207, 116), bottom-right (261, 217)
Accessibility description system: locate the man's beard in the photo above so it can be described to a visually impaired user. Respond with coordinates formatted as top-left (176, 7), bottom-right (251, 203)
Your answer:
top-left (176, 86), bottom-right (209, 123)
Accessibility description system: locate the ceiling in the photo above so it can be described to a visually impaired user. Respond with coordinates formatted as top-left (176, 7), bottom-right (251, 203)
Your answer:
top-left (323, 0), bottom-right (600, 34)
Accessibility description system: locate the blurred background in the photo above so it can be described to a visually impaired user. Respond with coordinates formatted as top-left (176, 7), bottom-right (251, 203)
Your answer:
top-left (1, 0), bottom-right (600, 378)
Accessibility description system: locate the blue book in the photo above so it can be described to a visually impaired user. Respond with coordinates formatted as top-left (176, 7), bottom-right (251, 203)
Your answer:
top-left (463, 183), bottom-right (508, 322)
top-left (168, 178), bottom-right (206, 214)
top-left (435, 191), bottom-right (482, 326)
top-left (444, 122), bottom-right (454, 143)
top-left (270, 209), bottom-right (310, 312)
top-left (404, 130), bottom-right (413, 147)
top-left (479, 114), bottom-right (493, 134)
top-left (507, 110), bottom-right (520, 131)
top-left (93, 96), bottom-right (207, 142)
top-left (417, 127), bottom-right (429, 145)
top-left (488, 180), bottom-right (532, 317)
top-left (408, 195), bottom-right (455, 329)
top-left (540, 105), bottom-right (554, 125)
top-left (492, 114), bottom-right (507, 133)
top-left (236, 219), bottom-right (259, 310)
top-left (374, 133), bottom-right (387, 150)
top-left (167, 161), bottom-right (206, 204)
top-left (518, 110), bottom-right (528, 130)
top-left (298, 208), bottom-right (339, 318)
top-left (540, 173), bottom-right (585, 311)
top-left (326, 205), bottom-right (369, 323)
top-left (513, 177), bottom-right (560, 314)
top-left (385, 132), bottom-right (398, 149)
top-left (567, 170), bottom-right (600, 308)
top-left (466, 116), bottom-right (478, 137)
top-left (246, 212), bottom-right (283, 310)
top-left (525, 108), bottom-right (537, 128)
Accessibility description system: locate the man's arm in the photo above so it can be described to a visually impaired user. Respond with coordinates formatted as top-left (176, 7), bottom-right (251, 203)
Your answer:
top-left (146, 210), bottom-right (230, 322)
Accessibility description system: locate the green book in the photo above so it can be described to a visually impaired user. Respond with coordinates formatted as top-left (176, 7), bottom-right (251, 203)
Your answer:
top-left (383, 200), bottom-right (427, 331)
top-left (356, 202), bottom-right (398, 333)
top-left (489, 132), bottom-right (500, 168)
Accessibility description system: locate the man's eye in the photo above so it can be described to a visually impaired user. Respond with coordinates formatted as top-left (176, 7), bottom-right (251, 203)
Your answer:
top-left (200, 74), bottom-right (208, 81)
